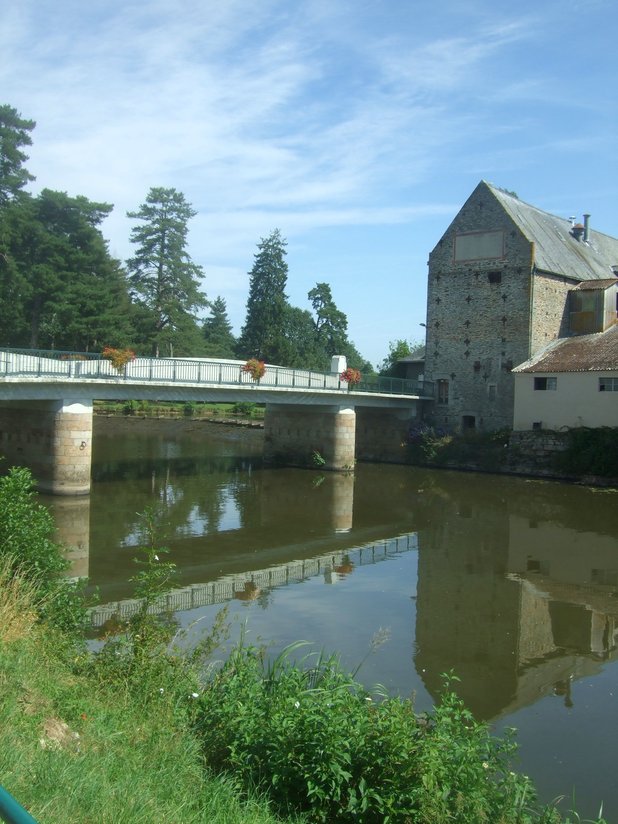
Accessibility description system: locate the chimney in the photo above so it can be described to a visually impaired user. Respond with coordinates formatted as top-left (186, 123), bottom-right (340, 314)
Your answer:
top-left (583, 214), bottom-right (590, 243)
top-left (572, 223), bottom-right (584, 241)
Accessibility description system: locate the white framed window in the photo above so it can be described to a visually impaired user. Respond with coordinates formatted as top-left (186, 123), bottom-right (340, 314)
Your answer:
top-left (534, 376), bottom-right (557, 391)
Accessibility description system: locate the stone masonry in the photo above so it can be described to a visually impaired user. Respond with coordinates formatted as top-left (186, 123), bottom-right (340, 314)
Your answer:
top-left (424, 182), bottom-right (581, 432)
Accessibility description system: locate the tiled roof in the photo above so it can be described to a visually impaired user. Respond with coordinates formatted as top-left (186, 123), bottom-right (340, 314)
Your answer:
top-left (571, 279), bottom-right (618, 291)
top-left (486, 183), bottom-right (618, 282)
top-left (513, 324), bottom-right (618, 373)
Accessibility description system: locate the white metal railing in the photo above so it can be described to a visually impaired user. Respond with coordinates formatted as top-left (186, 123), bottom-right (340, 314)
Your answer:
top-left (0, 349), bottom-right (432, 397)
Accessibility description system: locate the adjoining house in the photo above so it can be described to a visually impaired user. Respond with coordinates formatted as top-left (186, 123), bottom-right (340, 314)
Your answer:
top-left (422, 181), bottom-right (618, 432)
top-left (512, 321), bottom-right (618, 431)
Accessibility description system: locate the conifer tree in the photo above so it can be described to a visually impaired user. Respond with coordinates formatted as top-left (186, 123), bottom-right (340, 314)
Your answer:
top-left (202, 296), bottom-right (236, 358)
top-left (0, 104), bottom-right (36, 206)
top-left (127, 187), bottom-right (206, 356)
top-left (237, 229), bottom-right (289, 363)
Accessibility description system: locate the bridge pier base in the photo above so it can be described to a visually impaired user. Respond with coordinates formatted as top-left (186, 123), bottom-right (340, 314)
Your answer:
top-left (0, 399), bottom-right (93, 495)
top-left (264, 404), bottom-right (356, 471)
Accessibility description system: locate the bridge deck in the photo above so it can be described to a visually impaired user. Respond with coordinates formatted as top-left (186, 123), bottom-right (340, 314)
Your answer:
top-left (1, 349), bottom-right (432, 403)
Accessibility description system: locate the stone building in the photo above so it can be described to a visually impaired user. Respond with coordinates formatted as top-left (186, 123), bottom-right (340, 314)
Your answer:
top-left (423, 180), bottom-right (618, 432)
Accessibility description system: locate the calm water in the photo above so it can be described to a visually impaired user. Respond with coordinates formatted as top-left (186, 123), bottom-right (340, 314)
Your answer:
top-left (46, 417), bottom-right (618, 820)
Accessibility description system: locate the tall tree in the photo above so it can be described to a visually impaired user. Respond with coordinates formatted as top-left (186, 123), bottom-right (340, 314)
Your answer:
top-left (126, 187), bottom-right (206, 356)
top-left (283, 306), bottom-right (326, 370)
top-left (237, 229), bottom-right (289, 363)
top-left (202, 296), bottom-right (236, 358)
top-left (0, 189), bottom-right (133, 350)
top-left (308, 282), bottom-right (348, 356)
top-left (0, 104), bottom-right (36, 206)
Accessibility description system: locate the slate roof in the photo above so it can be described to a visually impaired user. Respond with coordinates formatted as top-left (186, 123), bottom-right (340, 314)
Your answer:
top-left (485, 182), bottom-right (618, 282)
top-left (512, 323), bottom-right (618, 374)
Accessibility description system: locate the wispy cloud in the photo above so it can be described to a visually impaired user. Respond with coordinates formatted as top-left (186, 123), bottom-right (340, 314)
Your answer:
top-left (2, 0), bottom-right (615, 361)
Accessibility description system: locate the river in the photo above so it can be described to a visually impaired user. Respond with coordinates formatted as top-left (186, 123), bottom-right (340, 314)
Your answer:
top-left (45, 416), bottom-right (618, 821)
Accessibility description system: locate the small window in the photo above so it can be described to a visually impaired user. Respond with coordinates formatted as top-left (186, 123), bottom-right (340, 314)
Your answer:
top-left (462, 415), bottom-right (476, 430)
top-left (534, 377), bottom-right (557, 391)
top-left (599, 377), bottom-right (618, 391)
top-left (487, 270), bottom-right (502, 284)
top-left (488, 384), bottom-right (497, 401)
top-left (437, 379), bottom-right (449, 405)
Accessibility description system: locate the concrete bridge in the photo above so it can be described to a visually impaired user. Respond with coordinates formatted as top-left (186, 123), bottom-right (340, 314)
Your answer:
top-left (0, 349), bottom-right (432, 494)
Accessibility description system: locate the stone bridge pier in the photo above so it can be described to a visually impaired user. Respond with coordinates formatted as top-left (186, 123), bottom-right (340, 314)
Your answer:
top-left (264, 403), bottom-right (357, 471)
top-left (264, 403), bottom-right (418, 471)
top-left (0, 399), bottom-right (93, 495)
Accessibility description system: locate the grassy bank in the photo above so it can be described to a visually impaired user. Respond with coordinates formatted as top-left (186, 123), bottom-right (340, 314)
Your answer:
top-left (0, 467), bottom-right (607, 823)
top-left (94, 399), bottom-right (265, 421)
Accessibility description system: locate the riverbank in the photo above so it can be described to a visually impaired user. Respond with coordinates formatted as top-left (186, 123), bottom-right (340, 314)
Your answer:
top-left (405, 425), bottom-right (618, 488)
top-left (1, 466), bottom-right (604, 823)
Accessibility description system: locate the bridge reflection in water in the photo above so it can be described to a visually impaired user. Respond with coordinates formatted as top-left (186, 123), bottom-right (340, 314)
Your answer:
top-left (89, 532), bottom-right (418, 629)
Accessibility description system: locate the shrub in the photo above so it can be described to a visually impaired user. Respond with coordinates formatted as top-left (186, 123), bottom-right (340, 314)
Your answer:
top-left (195, 645), bottom-right (552, 823)
top-left (0, 467), bottom-right (88, 634)
top-left (555, 427), bottom-right (618, 477)
top-left (232, 401), bottom-right (256, 417)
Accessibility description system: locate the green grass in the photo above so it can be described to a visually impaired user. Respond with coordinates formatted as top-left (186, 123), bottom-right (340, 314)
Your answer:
top-left (0, 579), bottom-right (297, 824)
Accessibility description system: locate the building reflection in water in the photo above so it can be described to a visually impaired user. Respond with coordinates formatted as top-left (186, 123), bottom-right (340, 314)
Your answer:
top-left (415, 478), bottom-right (618, 721)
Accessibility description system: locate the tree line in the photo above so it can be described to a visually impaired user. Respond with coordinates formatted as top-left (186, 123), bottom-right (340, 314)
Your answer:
top-left (0, 103), bottom-right (373, 372)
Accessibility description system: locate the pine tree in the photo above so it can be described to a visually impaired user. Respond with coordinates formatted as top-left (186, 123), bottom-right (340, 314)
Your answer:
top-left (127, 187), bottom-right (206, 356)
top-left (237, 229), bottom-right (289, 363)
top-left (203, 296), bottom-right (236, 358)
top-left (0, 104), bottom-right (36, 206)
top-left (308, 282), bottom-right (349, 356)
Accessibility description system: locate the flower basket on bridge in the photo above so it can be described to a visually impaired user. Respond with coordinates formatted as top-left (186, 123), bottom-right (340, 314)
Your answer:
top-left (340, 367), bottom-right (361, 388)
top-left (241, 359), bottom-right (266, 383)
top-left (102, 346), bottom-right (136, 373)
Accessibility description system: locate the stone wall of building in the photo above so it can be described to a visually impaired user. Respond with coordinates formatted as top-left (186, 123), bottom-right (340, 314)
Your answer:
top-left (425, 184), bottom-right (534, 432)
top-left (530, 271), bottom-right (574, 352)
top-left (424, 183), bottom-right (576, 433)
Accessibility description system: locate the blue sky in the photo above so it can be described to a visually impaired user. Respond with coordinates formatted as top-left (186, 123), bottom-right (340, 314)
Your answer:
top-left (2, 0), bottom-right (616, 367)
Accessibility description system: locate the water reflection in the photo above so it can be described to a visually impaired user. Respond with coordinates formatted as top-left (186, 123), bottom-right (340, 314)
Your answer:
top-left (43, 419), bottom-right (618, 818)
top-left (414, 476), bottom-right (618, 721)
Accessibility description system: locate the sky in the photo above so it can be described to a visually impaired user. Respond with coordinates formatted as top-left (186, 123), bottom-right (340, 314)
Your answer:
top-left (2, 0), bottom-right (617, 367)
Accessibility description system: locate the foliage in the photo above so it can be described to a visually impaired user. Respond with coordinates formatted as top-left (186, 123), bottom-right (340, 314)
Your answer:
top-left (196, 645), bottom-right (564, 823)
top-left (308, 282), bottom-right (348, 356)
top-left (0, 577), bottom-right (288, 824)
top-left (340, 367), bottom-right (361, 385)
top-left (0, 104), bottom-right (36, 206)
top-left (283, 305), bottom-right (329, 370)
top-left (203, 295), bottom-right (237, 358)
top-left (379, 339), bottom-right (424, 376)
top-left (102, 345), bottom-right (136, 372)
top-left (311, 450), bottom-right (326, 468)
top-left (237, 229), bottom-right (290, 363)
top-left (232, 401), bottom-right (258, 417)
top-left (554, 427), bottom-right (618, 478)
top-left (242, 358), bottom-right (266, 381)
top-left (0, 467), bottom-right (88, 634)
top-left (0, 189), bottom-right (134, 350)
top-left (406, 424), bottom-right (511, 470)
top-left (126, 187), bottom-right (207, 357)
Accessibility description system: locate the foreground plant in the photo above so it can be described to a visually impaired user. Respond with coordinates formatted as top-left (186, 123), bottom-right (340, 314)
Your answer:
top-left (195, 644), bottom-right (567, 823)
